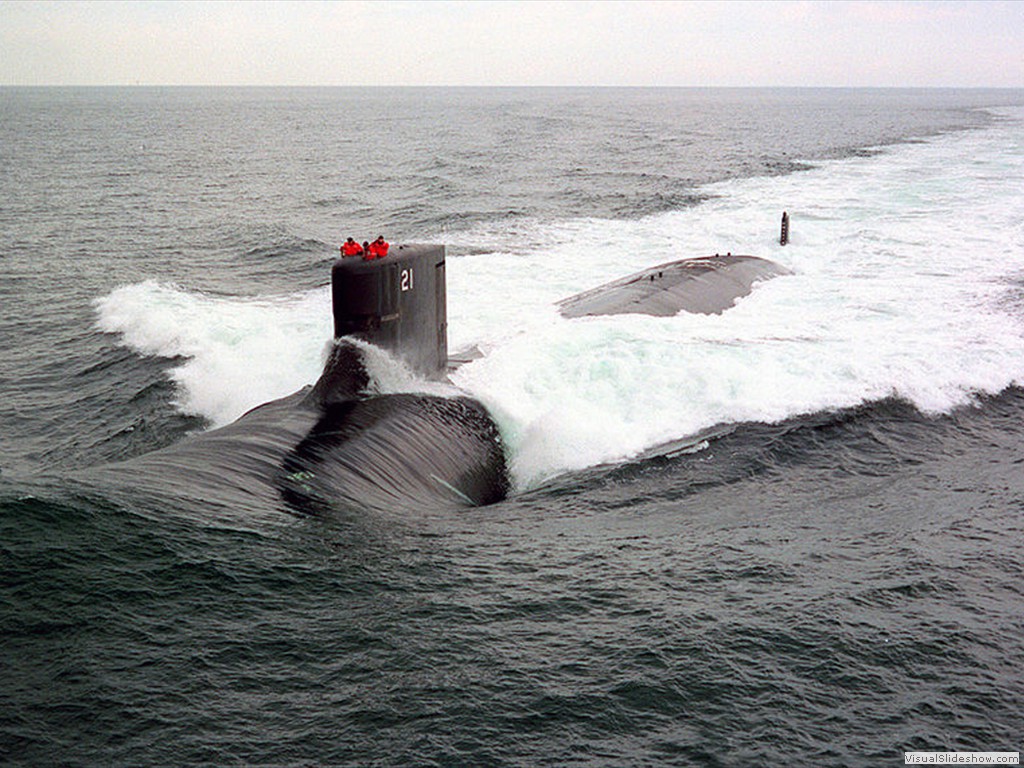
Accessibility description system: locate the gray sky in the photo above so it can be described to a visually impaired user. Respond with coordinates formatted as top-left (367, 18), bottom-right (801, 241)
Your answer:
top-left (1, 0), bottom-right (1022, 87)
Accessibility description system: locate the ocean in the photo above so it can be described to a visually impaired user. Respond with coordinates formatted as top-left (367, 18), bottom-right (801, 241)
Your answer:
top-left (2, 87), bottom-right (1023, 766)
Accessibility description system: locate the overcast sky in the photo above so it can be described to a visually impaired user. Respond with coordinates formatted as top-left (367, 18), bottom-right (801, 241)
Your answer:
top-left (1, 0), bottom-right (1021, 88)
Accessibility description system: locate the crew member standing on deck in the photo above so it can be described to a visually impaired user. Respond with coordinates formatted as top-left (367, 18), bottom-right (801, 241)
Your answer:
top-left (341, 237), bottom-right (363, 257)
top-left (367, 235), bottom-right (390, 260)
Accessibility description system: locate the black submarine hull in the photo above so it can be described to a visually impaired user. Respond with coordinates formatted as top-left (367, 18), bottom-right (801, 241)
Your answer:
top-left (90, 245), bottom-right (505, 514)
top-left (89, 245), bottom-right (790, 513)
top-left (91, 339), bottom-right (509, 514)
top-left (557, 254), bottom-right (792, 318)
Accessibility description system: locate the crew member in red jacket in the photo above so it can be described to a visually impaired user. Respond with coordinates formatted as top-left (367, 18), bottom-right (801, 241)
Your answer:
top-left (340, 237), bottom-right (363, 257)
top-left (367, 235), bottom-right (390, 259)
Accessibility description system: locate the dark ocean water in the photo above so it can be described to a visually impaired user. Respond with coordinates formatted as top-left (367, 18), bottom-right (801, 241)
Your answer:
top-left (2, 87), bottom-right (1024, 766)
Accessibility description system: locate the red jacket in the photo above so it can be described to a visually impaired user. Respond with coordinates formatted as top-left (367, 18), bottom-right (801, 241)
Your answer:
top-left (368, 239), bottom-right (390, 259)
top-left (341, 240), bottom-right (363, 257)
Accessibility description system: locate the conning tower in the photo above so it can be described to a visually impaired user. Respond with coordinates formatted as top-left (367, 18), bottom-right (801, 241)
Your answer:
top-left (331, 244), bottom-right (448, 377)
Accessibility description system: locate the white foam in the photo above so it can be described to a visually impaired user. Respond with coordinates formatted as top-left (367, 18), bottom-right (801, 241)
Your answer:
top-left (96, 107), bottom-right (1024, 489)
top-left (348, 337), bottom-right (459, 398)
top-left (448, 107), bottom-right (1024, 486)
top-left (94, 282), bottom-right (333, 426)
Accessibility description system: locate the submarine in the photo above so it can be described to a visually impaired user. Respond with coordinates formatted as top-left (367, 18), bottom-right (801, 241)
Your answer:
top-left (90, 244), bottom-right (789, 514)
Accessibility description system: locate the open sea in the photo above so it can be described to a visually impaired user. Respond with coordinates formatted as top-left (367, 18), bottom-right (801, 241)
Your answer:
top-left (2, 86), bottom-right (1024, 766)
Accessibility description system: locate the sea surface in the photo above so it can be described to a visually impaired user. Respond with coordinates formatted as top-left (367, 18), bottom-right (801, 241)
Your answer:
top-left (2, 87), bottom-right (1024, 766)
